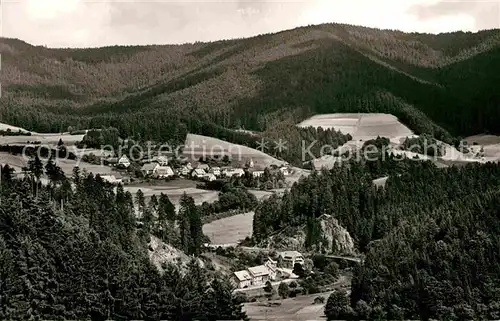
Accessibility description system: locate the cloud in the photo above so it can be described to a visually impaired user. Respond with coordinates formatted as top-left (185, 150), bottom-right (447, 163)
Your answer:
top-left (408, 0), bottom-right (500, 31)
top-left (2, 0), bottom-right (499, 48)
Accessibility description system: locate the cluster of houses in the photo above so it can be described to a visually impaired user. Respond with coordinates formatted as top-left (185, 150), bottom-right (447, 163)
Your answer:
top-left (232, 251), bottom-right (305, 289)
top-left (103, 154), bottom-right (292, 183)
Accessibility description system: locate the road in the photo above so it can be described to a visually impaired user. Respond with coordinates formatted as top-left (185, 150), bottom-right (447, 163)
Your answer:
top-left (208, 244), bottom-right (364, 264)
top-left (233, 277), bottom-right (298, 293)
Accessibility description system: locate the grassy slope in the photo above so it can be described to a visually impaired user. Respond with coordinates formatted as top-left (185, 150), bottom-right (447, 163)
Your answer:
top-left (1, 24), bottom-right (500, 140)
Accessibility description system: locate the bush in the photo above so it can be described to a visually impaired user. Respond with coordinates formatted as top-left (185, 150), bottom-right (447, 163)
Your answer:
top-left (278, 282), bottom-right (290, 299)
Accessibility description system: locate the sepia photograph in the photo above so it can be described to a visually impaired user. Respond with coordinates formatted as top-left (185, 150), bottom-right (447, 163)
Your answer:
top-left (1, 0), bottom-right (500, 320)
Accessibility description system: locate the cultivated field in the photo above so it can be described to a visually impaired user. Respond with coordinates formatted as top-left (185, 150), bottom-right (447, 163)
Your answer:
top-left (297, 113), bottom-right (413, 141)
top-left (124, 184), bottom-right (219, 210)
top-left (0, 152), bottom-right (114, 176)
top-left (184, 133), bottom-right (285, 168)
top-left (202, 211), bottom-right (254, 245)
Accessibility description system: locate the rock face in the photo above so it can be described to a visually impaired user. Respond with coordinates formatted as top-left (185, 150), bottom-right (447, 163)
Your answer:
top-left (262, 215), bottom-right (356, 255)
top-left (318, 214), bottom-right (356, 255)
top-left (148, 236), bottom-right (204, 273)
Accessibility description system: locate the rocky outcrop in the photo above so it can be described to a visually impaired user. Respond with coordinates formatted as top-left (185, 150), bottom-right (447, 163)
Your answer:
top-left (318, 214), bottom-right (356, 255)
top-left (148, 236), bottom-right (204, 273)
top-left (262, 215), bottom-right (357, 255)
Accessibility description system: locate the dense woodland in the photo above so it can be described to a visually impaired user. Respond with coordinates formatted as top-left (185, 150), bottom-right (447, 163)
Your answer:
top-left (1, 25), bottom-right (500, 147)
top-left (253, 153), bottom-right (500, 320)
top-left (0, 161), bottom-right (248, 320)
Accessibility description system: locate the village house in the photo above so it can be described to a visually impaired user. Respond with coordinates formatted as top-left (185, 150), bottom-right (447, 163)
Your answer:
top-left (117, 155), bottom-right (130, 168)
top-left (155, 166), bottom-right (174, 178)
top-left (279, 166), bottom-right (290, 176)
top-left (209, 166), bottom-right (221, 177)
top-left (203, 173), bottom-right (217, 182)
top-left (178, 165), bottom-right (191, 176)
top-left (232, 258), bottom-right (277, 289)
top-left (100, 175), bottom-right (123, 185)
top-left (141, 163), bottom-right (159, 177)
top-left (197, 163), bottom-right (210, 171)
top-left (157, 156), bottom-right (169, 166)
top-left (278, 251), bottom-right (304, 269)
top-left (247, 265), bottom-right (271, 286)
top-left (191, 168), bottom-right (206, 179)
top-left (252, 170), bottom-right (265, 178)
top-left (223, 168), bottom-right (245, 178)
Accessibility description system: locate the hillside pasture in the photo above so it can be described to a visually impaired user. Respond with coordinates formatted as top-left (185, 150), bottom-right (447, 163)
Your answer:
top-left (0, 122), bottom-right (31, 134)
top-left (202, 211), bottom-right (254, 245)
top-left (184, 133), bottom-right (285, 168)
top-left (297, 113), bottom-right (413, 141)
top-left (0, 133), bottom-right (85, 146)
top-left (243, 290), bottom-right (333, 321)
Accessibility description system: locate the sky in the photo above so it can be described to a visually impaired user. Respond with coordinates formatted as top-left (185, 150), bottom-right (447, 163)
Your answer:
top-left (2, 0), bottom-right (500, 48)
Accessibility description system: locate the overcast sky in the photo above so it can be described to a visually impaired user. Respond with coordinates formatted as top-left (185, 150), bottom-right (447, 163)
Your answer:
top-left (3, 0), bottom-right (500, 48)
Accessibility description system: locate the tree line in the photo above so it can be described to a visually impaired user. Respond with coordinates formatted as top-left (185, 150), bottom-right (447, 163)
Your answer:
top-left (0, 159), bottom-right (248, 320)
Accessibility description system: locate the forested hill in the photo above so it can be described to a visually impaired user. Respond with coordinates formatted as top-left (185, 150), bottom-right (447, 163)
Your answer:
top-left (1, 24), bottom-right (500, 142)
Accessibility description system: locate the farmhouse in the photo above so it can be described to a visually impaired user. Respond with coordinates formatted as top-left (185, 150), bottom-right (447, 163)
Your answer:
top-left (117, 155), bottom-right (130, 168)
top-left (278, 251), bottom-right (304, 269)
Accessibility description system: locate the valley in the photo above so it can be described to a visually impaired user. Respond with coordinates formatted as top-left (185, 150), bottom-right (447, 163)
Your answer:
top-left (1, 21), bottom-right (500, 321)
